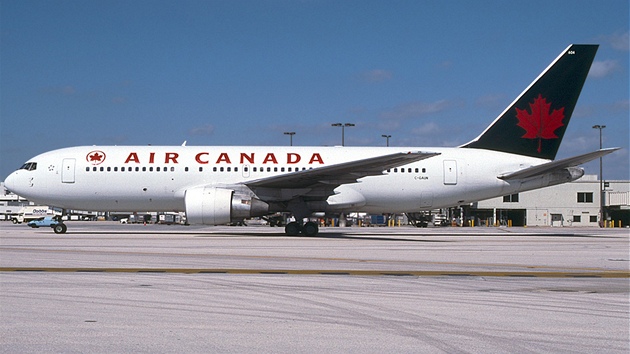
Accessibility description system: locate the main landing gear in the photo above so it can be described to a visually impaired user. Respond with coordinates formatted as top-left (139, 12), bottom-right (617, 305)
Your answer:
top-left (285, 221), bottom-right (319, 237)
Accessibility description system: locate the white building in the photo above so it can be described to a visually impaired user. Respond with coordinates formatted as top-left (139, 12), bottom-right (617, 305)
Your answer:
top-left (471, 175), bottom-right (629, 227)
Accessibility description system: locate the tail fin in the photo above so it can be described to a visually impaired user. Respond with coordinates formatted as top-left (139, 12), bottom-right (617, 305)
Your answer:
top-left (463, 44), bottom-right (598, 160)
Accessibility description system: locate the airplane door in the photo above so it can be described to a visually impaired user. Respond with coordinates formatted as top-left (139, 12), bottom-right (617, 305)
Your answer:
top-left (242, 164), bottom-right (250, 178)
top-left (443, 160), bottom-right (457, 185)
top-left (62, 158), bottom-right (76, 183)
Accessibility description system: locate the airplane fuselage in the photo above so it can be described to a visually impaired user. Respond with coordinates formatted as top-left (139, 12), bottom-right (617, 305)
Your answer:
top-left (4, 145), bottom-right (566, 215)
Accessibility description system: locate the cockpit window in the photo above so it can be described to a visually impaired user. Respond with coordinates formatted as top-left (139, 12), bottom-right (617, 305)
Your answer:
top-left (19, 162), bottom-right (37, 171)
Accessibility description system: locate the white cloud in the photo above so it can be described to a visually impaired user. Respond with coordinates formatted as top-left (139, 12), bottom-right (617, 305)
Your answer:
top-left (609, 31), bottom-right (629, 51)
top-left (379, 100), bottom-right (451, 120)
top-left (411, 121), bottom-right (440, 136)
top-left (588, 60), bottom-right (620, 78)
top-left (188, 124), bottom-right (215, 136)
top-left (359, 69), bottom-right (393, 83)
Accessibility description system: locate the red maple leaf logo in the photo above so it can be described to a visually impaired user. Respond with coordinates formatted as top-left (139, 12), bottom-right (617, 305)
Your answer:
top-left (89, 153), bottom-right (103, 162)
top-left (86, 150), bottom-right (106, 165)
top-left (516, 94), bottom-right (565, 153)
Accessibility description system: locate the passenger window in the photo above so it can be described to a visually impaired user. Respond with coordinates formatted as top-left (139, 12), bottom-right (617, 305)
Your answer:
top-left (185, 167), bottom-right (189, 172)
top-left (170, 167), bottom-right (174, 172)
top-left (142, 167), bottom-right (147, 172)
top-left (199, 167), bottom-right (203, 172)
top-left (85, 167), bottom-right (90, 172)
top-left (156, 167), bottom-right (161, 172)
top-left (422, 168), bottom-right (426, 173)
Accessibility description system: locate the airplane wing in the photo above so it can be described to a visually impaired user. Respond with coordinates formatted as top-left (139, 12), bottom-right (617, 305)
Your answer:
top-left (244, 151), bottom-right (440, 201)
top-left (498, 148), bottom-right (619, 180)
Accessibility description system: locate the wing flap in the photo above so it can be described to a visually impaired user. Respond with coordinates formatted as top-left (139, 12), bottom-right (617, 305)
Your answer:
top-left (498, 148), bottom-right (619, 180)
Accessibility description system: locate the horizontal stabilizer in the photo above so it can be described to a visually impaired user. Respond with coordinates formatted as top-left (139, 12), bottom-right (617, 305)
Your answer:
top-left (498, 148), bottom-right (619, 180)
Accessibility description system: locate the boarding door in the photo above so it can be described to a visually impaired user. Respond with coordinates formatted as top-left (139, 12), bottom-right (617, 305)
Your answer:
top-left (443, 160), bottom-right (457, 185)
top-left (62, 158), bottom-right (76, 183)
top-left (242, 164), bottom-right (251, 178)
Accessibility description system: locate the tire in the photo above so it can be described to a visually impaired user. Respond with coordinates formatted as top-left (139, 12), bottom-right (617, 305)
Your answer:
top-left (53, 223), bottom-right (67, 234)
top-left (302, 222), bottom-right (319, 237)
top-left (285, 222), bottom-right (301, 236)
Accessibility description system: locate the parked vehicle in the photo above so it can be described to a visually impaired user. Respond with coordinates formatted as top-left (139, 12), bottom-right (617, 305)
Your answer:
top-left (11, 206), bottom-right (55, 224)
top-left (27, 216), bottom-right (67, 234)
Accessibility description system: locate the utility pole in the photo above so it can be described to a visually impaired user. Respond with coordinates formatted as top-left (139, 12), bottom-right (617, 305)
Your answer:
top-left (381, 134), bottom-right (391, 147)
top-left (283, 132), bottom-right (295, 146)
top-left (592, 124), bottom-right (606, 227)
top-left (331, 123), bottom-right (354, 146)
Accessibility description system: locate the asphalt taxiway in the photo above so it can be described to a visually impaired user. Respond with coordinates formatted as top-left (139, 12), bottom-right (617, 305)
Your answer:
top-left (1, 222), bottom-right (628, 353)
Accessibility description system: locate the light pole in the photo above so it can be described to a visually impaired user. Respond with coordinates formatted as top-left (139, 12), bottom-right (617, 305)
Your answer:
top-left (283, 132), bottom-right (295, 146)
top-left (381, 134), bottom-right (391, 147)
top-left (331, 123), bottom-right (354, 146)
top-left (592, 124), bottom-right (606, 227)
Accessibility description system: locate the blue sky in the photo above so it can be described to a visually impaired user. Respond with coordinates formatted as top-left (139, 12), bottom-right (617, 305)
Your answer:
top-left (1, 0), bottom-right (628, 180)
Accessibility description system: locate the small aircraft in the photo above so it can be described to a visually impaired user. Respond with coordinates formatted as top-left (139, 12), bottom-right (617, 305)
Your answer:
top-left (4, 44), bottom-right (617, 236)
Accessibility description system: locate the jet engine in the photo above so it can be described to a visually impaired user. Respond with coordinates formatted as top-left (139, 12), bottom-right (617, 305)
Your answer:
top-left (184, 186), bottom-right (269, 225)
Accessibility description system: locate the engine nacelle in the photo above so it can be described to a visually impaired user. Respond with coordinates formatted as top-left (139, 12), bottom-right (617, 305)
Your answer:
top-left (184, 186), bottom-right (269, 225)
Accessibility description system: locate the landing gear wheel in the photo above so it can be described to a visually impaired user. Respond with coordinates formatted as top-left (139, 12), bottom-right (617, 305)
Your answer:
top-left (53, 223), bottom-right (67, 234)
top-left (285, 222), bottom-right (301, 236)
top-left (302, 221), bottom-right (319, 237)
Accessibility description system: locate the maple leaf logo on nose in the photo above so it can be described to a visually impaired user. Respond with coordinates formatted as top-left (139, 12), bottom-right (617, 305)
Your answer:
top-left (516, 94), bottom-right (565, 153)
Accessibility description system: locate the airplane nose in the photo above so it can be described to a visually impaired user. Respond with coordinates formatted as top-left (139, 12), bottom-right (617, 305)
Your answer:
top-left (4, 171), bottom-right (18, 194)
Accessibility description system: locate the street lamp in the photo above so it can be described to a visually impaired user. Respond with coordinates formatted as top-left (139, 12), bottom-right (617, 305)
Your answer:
top-left (331, 123), bottom-right (354, 146)
top-left (592, 124), bottom-right (606, 227)
top-left (283, 132), bottom-right (295, 146)
top-left (381, 134), bottom-right (391, 147)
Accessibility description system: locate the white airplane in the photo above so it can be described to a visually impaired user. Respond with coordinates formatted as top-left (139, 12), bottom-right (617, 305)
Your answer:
top-left (4, 44), bottom-right (618, 235)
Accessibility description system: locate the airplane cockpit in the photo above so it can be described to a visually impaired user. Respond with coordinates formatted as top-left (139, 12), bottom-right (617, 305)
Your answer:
top-left (19, 162), bottom-right (37, 171)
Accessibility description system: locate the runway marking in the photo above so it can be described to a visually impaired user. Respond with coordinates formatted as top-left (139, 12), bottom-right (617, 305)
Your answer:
top-left (0, 267), bottom-right (628, 278)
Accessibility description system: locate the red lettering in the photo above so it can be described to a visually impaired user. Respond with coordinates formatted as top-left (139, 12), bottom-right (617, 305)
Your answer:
top-left (309, 153), bottom-right (324, 164)
top-left (287, 153), bottom-right (301, 164)
top-left (216, 153), bottom-right (231, 164)
top-left (165, 152), bottom-right (179, 164)
top-left (149, 152), bottom-right (155, 164)
top-left (240, 153), bottom-right (254, 164)
top-left (125, 152), bottom-right (140, 163)
top-left (195, 152), bottom-right (209, 164)
top-left (263, 153), bottom-right (278, 164)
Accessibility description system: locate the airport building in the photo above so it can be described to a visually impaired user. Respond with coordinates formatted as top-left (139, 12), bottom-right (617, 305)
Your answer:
top-left (467, 175), bottom-right (629, 227)
top-left (2, 177), bottom-right (629, 227)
